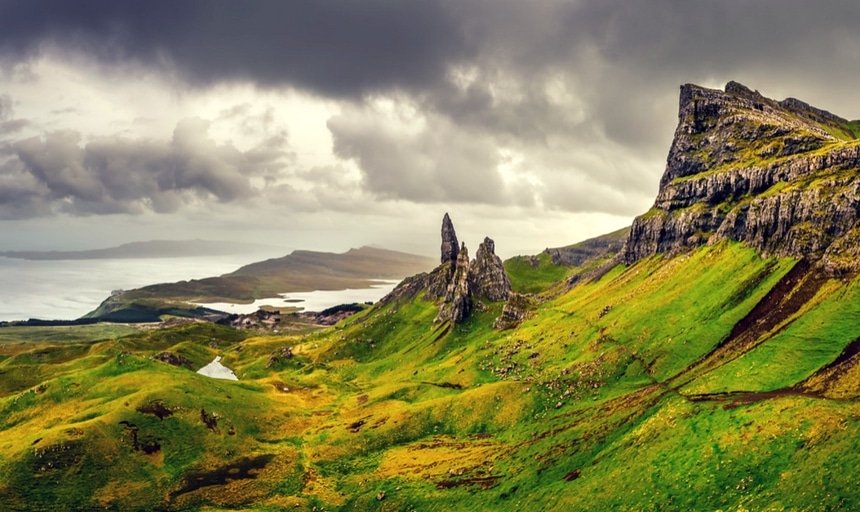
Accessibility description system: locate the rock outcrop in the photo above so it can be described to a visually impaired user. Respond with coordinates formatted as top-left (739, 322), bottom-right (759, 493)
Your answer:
top-left (469, 237), bottom-right (512, 302)
top-left (493, 292), bottom-right (532, 330)
top-left (544, 228), bottom-right (629, 267)
top-left (622, 81), bottom-right (860, 273)
top-left (436, 243), bottom-right (473, 323)
top-left (383, 214), bottom-right (514, 325)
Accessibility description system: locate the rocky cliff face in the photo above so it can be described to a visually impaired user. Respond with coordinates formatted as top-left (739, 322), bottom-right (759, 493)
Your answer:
top-left (623, 81), bottom-right (860, 273)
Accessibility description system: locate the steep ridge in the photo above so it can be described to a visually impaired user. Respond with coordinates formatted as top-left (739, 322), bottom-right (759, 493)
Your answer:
top-left (623, 81), bottom-right (860, 274)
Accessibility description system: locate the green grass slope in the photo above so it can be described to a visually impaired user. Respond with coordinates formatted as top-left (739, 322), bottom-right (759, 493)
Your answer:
top-left (504, 227), bottom-right (629, 294)
top-left (1, 242), bottom-right (859, 511)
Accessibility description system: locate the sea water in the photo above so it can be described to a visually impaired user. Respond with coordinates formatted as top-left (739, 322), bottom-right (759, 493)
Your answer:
top-left (0, 254), bottom-right (272, 321)
top-left (194, 280), bottom-right (401, 314)
top-left (0, 255), bottom-right (402, 321)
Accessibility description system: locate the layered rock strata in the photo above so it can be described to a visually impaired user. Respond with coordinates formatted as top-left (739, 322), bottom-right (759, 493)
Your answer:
top-left (623, 81), bottom-right (860, 273)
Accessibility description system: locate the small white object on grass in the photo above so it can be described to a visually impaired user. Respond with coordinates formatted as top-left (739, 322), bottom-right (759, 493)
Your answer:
top-left (197, 356), bottom-right (238, 380)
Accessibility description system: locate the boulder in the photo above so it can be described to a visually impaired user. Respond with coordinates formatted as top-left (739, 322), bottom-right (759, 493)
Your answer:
top-left (493, 292), bottom-right (532, 330)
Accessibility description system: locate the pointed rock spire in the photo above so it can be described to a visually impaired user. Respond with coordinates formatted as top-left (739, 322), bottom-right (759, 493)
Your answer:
top-left (440, 213), bottom-right (459, 264)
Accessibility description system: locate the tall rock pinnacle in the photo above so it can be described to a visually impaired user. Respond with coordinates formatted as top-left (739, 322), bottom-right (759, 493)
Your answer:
top-left (383, 213), bottom-right (516, 325)
top-left (440, 213), bottom-right (459, 264)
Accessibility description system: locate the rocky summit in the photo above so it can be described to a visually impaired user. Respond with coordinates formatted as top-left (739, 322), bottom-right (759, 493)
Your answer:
top-left (434, 218), bottom-right (512, 324)
top-left (623, 81), bottom-right (860, 273)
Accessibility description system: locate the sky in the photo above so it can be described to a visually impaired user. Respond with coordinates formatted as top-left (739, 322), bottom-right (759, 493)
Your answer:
top-left (1, 0), bottom-right (859, 258)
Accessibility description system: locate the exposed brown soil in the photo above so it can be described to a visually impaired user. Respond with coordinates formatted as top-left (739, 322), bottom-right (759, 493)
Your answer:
top-left (685, 389), bottom-right (808, 409)
top-left (563, 469), bottom-right (582, 481)
top-left (170, 454), bottom-right (274, 498)
top-left (719, 260), bottom-right (823, 350)
top-left (200, 409), bottom-right (219, 432)
top-left (436, 475), bottom-right (501, 490)
top-left (670, 259), bottom-right (829, 387)
top-left (136, 400), bottom-right (174, 420)
top-left (347, 417), bottom-right (370, 433)
top-left (796, 336), bottom-right (860, 393)
top-left (151, 351), bottom-right (193, 369)
top-left (420, 381), bottom-right (464, 390)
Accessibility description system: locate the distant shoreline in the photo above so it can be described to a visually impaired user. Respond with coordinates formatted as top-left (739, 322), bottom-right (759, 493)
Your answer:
top-left (0, 239), bottom-right (285, 261)
top-left (0, 317), bottom-right (127, 327)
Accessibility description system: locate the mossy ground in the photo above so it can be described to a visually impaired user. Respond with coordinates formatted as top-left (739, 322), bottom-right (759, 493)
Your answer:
top-left (1, 242), bottom-right (858, 511)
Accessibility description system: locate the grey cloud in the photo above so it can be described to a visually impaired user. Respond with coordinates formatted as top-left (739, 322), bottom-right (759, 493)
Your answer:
top-left (0, 93), bottom-right (11, 119)
top-left (3, 1), bottom-right (860, 219)
top-left (50, 107), bottom-right (79, 115)
top-left (15, 130), bottom-right (102, 201)
top-left (1, 118), bottom-right (289, 218)
top-left (2, 1), bottom-right (858, 117)
top-left (0, 93), bottom-right (28, 135)
top-left (328, 106), bottom-right (520, 205)
top-left (539, 171), bottom-right (650, 217)
top-left (244, 134), bottom-right (294, 180)
top-left (0, 158), bottom-right (50, 219)
top-left (0, 118), bottom-right (29, 135)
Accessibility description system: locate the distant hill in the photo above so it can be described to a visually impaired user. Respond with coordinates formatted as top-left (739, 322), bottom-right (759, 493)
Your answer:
top-left (0, 239), bottom-right (282, 260)
top-left (83, 246), bottom-right (435, 321)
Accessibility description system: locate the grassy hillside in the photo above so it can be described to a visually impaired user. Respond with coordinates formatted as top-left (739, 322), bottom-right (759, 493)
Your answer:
top-left (2, 241), bottom-right (859, 510)
top-left (504, 227), bottom-right (629, 294)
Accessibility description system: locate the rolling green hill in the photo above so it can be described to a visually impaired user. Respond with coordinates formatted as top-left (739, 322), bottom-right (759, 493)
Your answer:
top-left (1, 82), bottom-right (858, 511)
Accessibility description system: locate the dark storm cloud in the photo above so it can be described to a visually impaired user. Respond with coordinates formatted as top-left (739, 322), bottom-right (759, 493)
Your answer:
top-left (2, 1), bottom-right (858, 113)
top-left (0, 118), bottom-right (289, 218)
top-left (0, 0), bottom-right (471, 97)
top-left (2, 0), bottom-right (859, 218)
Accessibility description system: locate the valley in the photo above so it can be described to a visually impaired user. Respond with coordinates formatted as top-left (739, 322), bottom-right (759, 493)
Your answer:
top-left (0, 81), bottom-right (858, 511)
